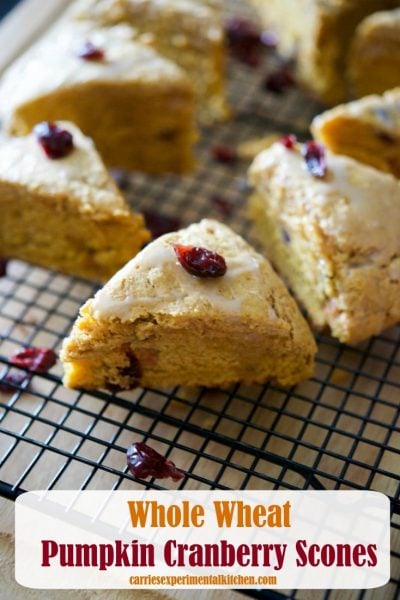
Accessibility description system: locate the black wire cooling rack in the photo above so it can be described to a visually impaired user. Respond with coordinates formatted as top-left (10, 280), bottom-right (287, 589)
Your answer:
top-left (0, 2), bottom-right (400, 599)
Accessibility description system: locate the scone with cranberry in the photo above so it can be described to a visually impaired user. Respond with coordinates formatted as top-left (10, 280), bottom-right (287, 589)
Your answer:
top-left (249, 140), bottom-right (400, 344)
top-left (61, 219), bottom-right (316, 390)
top-left (69, 0), bottom-right (229, 123)
top-left (0, 121), bottom-right (149, 281)
top-left (0, 22), bottom-right (196, 173)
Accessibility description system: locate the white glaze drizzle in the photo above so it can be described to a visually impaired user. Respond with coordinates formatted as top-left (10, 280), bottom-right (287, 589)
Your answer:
top-left (92, 238), bottom-right (263, 320)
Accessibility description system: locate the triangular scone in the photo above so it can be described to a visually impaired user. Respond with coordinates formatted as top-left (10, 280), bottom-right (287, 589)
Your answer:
top-left (249, 141), bottom-right (400, 344)
top-left (69, 0), bottom-right (229, 123)
top-left (312, 88), bottom-right (400, 177)
top-left (0, 121), bottom-right (149, 281)
top-left (0, 22), bottom-right (195, 173)
top-left (61, 219), bottom-right (317, 390)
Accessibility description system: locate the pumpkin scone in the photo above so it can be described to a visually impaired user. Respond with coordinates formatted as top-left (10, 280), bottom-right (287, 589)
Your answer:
top-left (348, 8), bottom-right (400, 98)
top-left (0, 22), bottom-right (196, 173)
top-left (248, 140), bottom-right (400, 344)
top-left (0, 121), bottom-right (149, 281)
top-left (311, 88), bottom-right (400, 177)
top-left (249, 0), bottom-right (398, 105)
top-left (69, 0), bottom-right (229, 123)
top-left (61, 219), bottom-right (316, 391)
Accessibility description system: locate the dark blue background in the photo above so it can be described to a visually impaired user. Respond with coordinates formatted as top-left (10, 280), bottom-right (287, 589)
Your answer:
top-left (0, 0), bottom-right (21, 20)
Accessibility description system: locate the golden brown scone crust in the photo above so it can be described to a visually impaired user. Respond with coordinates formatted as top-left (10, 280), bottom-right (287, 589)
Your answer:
top-left (61, 219), bottom-right (316, 390)
top-left (249, 142), bottom-right (400, 344)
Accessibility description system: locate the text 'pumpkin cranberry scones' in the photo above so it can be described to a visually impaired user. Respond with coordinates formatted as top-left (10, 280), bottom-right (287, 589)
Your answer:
top-left (0, 22), bottom-right (196, 173)
top-left (69, 0), bottom-right (229, 123)
top-left (312, 88), bottom-right (400, 178)
top-left (0, 121), bottom-right (149, 281)
top-left (248, 140), bottom-right (400, 345)
top-left (61, 219), bottom-right (316, 391)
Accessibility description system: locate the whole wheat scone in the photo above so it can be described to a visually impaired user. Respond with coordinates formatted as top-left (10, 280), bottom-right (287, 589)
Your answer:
top-left (249, 0), bottom-right (398, 105)
top-left (312, 88), bottom-right (400, 178)
top-left (249, 142), bottom-right (400, 344)
top-left (61, 219), bottom-right (316, 390)
top-left (348, 8), bottom-right (400, 98)
top-left (68, 0), bottom-right (229, 123)
top-left (0, 22), bottom-right (196, 173)
top-left (0, 121), bottom-right (149, 281)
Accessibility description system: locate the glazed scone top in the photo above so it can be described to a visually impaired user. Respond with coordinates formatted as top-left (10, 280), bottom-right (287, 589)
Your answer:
top-left (312, 88), bottom-right (400, 137)
top-left (89, 219), bottom-right (301, 331)
top-left (0, 121), bottom-right (129, 215)
top-left (249, 142), bottom-right (400, 265)
top-left (0, 21), bottom-right (188, 122)
top-left (70, 0), bottom-right (223, 47)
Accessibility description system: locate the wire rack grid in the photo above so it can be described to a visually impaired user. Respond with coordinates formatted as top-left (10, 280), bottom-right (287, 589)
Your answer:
top-left (0, 3), bottom-right (400, 600)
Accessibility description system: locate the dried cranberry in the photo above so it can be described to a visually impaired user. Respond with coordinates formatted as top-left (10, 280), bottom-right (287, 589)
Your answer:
top-left (34, 122), bottom-right (74, 159)
top-left (77, 41), bottom-right (105, 61)
top-left (225, 17), bottom-right (262, 67)
top-left (0, 371), bottom-right (27, 393)
top-left (119, 350), bottom-right (141, 384)
top-left (144, 210), bottom-right (181, 239)
top-left (302, 141), bottom-right (327, 178)
top-left (106, 350), bottom-right (141, 392)
top-left (0, 258), bottom-right (8, 278)
top-left (226, 18), bottom-right (260, 45)
top-left (210, 195), bottom-right (235, 217)
top-left (173, 244), bottom-right (227, 278)
top-left (10, 347), bottom-right (57, 373)
top-left (279, 134), bottom-right (297, 150)
top-left (127, 442), bottom-right (184, 481)
top-left (264, 66), bottom-right (294, 93)
top-left (211, 144), bottom-right (238, 164)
